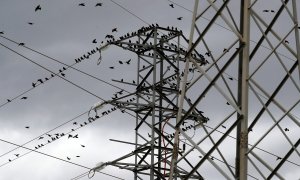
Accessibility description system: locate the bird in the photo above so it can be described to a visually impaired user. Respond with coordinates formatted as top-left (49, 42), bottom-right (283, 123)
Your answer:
top-left (270, 10), bottom-right (275, 13)
top-left (73, 122), bottom-right (77, 125)
top-left (68, 134), bottom-right (73, 138)
top-left (226, 102), bottom-right (230, 105)
top-left (61, 73), bottom-right (65, 77)
top-left (7, 99), bottom-right (11, 102)
top-left (0, 31), bottom-right (4, 34)
top-left (263, 10), bottom-right (269, 12)
top-left (8, 159), bottom-right (11, 162)
top-left (228, 77), bottom-right (233, 81)
top-left (35, 5), bottom-right (41, 12)
top-left (38, 136), bottom-right (44, 140)
top-left (223, 48), bottom-right (228, 52)
top-left (95, 3), bottom-right (103, 7)
top-left (109, 66), bottom-right (114, 69)
top-left (78, 3), bottom-right (85, 6)
top-left (76, 155), bottom-right (80, 157)
top-left (37, 79), bottom-right (43, 84)
top-left (28, 22), bottom-right (34, 25)
top-left (67, 157), bottom-right (71, 160)
top-left (205, 52), bottom-right (211, 57)
top-left (21, 97), bottom-right (27, 100)
top-left (73, 134), bottom-right (79, 138)
top-left (118, 60), bottom-right (123, 64)
top-left (284, 40), bottom-right (289, 44)
top-left (62, 67), bottom-right (67, 71)
top-left (81, 145), bottom-right (85, 147)
top-left (276, 156), bottom-right (282, 161)
top-left (125, 59), bottom-right (131, 64)
top-left (25, 126), bottom-right (30, 129)
top-left (18, 42), bottom-right (25, 46)
top-left (15, 154), bottom-right (19, 157)
top-left (169, 4), bottom-right (174, 8)
top-left (284, 128), bottom-right (289, 132)
top-left (112, 28), bottom-right (117, 32)
top-left (177, 17), bottom-right (183, 20)
top-left (92, 39), bottom-right (97, 43)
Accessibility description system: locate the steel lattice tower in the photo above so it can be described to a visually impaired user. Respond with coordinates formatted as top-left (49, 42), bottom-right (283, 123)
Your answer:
top-left (94, 0), bottom-right (300, 179)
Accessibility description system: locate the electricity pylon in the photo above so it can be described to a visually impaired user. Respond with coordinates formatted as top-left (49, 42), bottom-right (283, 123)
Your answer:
top-left (94, 0), bottom-right (300, 179)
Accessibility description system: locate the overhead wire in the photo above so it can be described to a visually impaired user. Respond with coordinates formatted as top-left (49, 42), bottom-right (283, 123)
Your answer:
top-left (0, 35), bottom-right (126, 93)
top-left (0, 42), bottom-right (105, 101)
top-left (0, 138), bottom-right (125, 180)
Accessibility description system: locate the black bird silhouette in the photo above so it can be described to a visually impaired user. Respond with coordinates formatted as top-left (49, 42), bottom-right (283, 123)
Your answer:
top-left (18, 42), bottom-right (25, 46)
top-left (112, 28), bottom-right (117, 32)
top-left (73, 134), bottom-right (79, 138)
top-left (62, 67), bottom-right (67, 71)
top-left (7, 99), bottom-right (11, 102)
top-left (177, 17), bottom-right (183, 20)
top-left (35, 5), bottom-right (41, 12)
top-left (21, 97), bottom-right (27, 100)
top-left (228, 77), bottom-right (233, 80)
top-left (25, 126), bottom-right (30, 129)
top-left (284, 128), bottom-right (289, 132)
top-left (205, 52), bottom-right (211, 57)
top-left (67, 157), bottom-right (71, 160)
top-left (276, 156), bottom-right (282, 161)
top-left (81, 145), bottom-right (85, 147)
top-left (0, 31), bottom-right (4, 34)
top-left (125, 59), bottom-right (131, 64)
top-left (263, 9), bottom-right (269, 12)
top-left (118, 60), bottom-right (123, 64)
top-left (76, 155), bottom-right (80, 157)
top-left (68, 134), bottom-right (73, 138)
top-left (95, 3), bottom-right (103, 7)
top-left (15, 154), bottom-right (19, 157)
top-left (8, 159), bottom-right (11, 162)
top-left (169, 4), bottom-right (174, 8)
top-left (92, 39), bottom-right (97, 43)
top-left (109, 66), bottom-right (114, 69)
top-left (37, 79), bottom-right (43, 83)
top-left (79, 3), bottom-right (85, 6)
top-left (271, 10), bottom-right (275, 13)
top-left (284, 40), bottom-right (289, 44)
top-left (226, 102), bottom-right (230, 105)
top-left (45, 77), bottom-right (49, 81)
top-left (61, 73), bottom-right (65, 77)
top-left (28, 22), bottom-right (34, 25)
top-left (73, 122), bottom-right (77, 125)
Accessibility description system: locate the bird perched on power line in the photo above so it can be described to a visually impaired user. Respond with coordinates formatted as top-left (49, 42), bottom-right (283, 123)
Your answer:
top-left (262, 9), bottom-right (269, 12)
top-left (35, 5), bottom-right (41, 12)
top-left (169, 4), bottom-right (174, 8)
top-left (18, 42), bottom-right (25, 46)
top-left (95, 3), bottom-right (103, 7)
top-left (0, 31), bottom-right (4, 34)
top-left (177, 17), bottom-right (183, 20)
top-left (28, 22), bottom-right (34, 25)
top-left (81, 145), bottom-right (85, 147)
top-left (79, 3), bottom-right (85, 6)
top-left (109, 66), bottom-right (114, 69)
top-left (112, 28), bottom-right (117, 32)
top-left (7, 99), bottom-right (11, 102)
top-left (21, 97), bottom-right (27, 100)
top-left (92, 39), bottom-right (97, 44)
top-left (32, 82), bottom-right (36, 87)
top-left (228, 77), bottom-right (233, 81)
top-left (118, 60), bottom-right (123, 64)
top-left (67, 157), bottom-right (71, 160)
top-left (15, 154), bottom-right (19, 157)
top-left (37, 79), bottom-right (43, 84)
top-left (25, 126), bottom-right (30, 129)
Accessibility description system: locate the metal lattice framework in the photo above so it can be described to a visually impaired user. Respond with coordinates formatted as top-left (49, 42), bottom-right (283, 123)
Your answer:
top-left (94, 0), bottom-right (300, 179)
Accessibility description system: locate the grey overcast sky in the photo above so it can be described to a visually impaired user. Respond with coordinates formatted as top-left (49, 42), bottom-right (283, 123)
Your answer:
top-left (0, 0), bottom-right (300, 180)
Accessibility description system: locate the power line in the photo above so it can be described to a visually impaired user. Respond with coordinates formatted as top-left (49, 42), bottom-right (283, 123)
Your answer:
top-left (0, 35), bottom-right (126, 93)
top-left (0, 42), bottom-right (105, 101)
top-left (0, 138), bottom-right (125, 180)
top-left (0, 110), bottom-right (88, 158)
